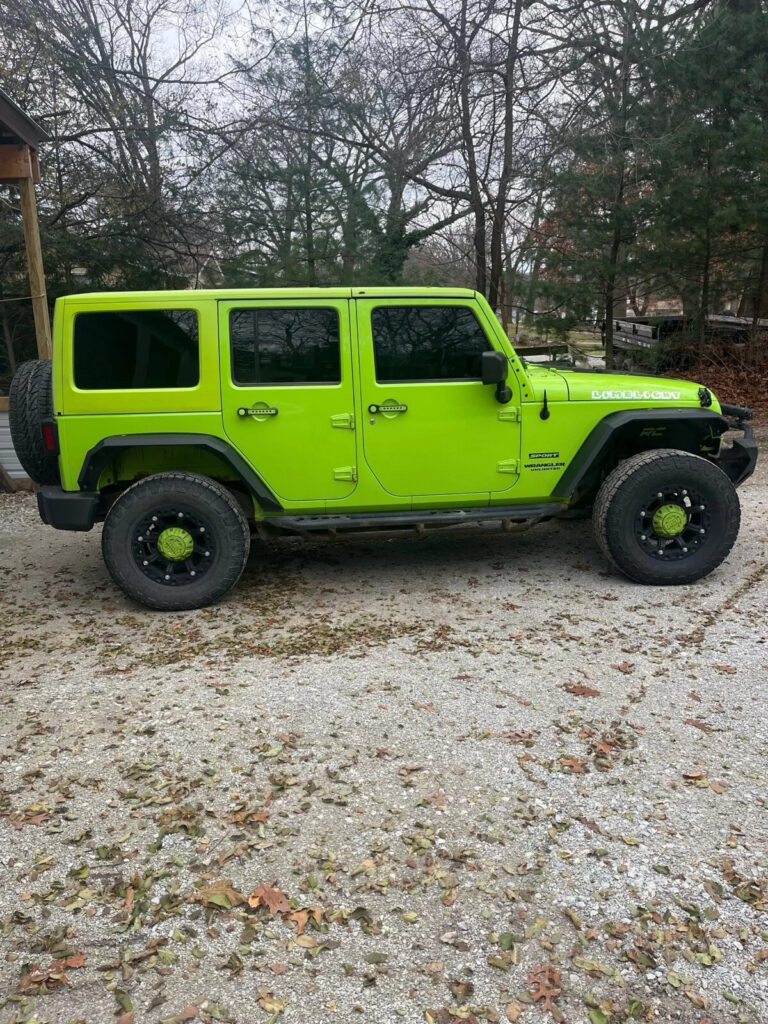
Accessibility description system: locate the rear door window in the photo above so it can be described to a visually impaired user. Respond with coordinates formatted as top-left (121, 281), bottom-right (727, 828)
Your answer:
top-left (229, 307), bottom-right (340, 385)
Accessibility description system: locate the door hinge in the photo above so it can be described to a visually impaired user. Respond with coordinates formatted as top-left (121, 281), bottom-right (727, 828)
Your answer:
top-left (497, 459), bottom-right (520, 474)
top-left (330, 412), bottom-right (355, 430)
top-left (333, 466), bottom-right (357, 482)
top-left (497, 407), bottom-right (520, 422)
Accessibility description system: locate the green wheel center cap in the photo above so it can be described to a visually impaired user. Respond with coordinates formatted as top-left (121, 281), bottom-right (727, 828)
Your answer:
top-left (652, 503), bottom-right (688, 538)
top-left (156, 527), bottom-right (195, 561)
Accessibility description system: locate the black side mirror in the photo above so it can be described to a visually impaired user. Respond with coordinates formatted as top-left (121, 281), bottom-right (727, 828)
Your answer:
top-left (481, 351), bottom-right (512, 404)
top-left (482, 350), bottom-right (507, 385)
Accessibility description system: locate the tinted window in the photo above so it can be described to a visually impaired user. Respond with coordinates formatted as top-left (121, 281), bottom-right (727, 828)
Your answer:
top-left (230, 307), bottom-right (340, 385)
top-left (371, 305), bottom-right (491, 382)
top-left (74, 310), bottom-right (199, 390)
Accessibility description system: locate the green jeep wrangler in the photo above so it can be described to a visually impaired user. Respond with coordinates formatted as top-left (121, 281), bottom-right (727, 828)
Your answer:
top-left (9, 287), bottom-right (757, 610)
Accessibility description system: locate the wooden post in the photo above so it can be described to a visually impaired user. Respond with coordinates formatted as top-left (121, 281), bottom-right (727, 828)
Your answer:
top-left (18, 175), bottom-right (51, 359)
top-left (0, 461), bottom-right (17, 494)
top-left (0, 143), bottom-right (51, 360)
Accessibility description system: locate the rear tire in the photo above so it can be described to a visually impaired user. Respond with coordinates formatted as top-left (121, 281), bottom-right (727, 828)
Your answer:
top-left (102, 472), bottom-right (250, 610)
top-left (8, 360), bottom-right (61, 485)
top-left (594, 449), bottom-right (740, 585)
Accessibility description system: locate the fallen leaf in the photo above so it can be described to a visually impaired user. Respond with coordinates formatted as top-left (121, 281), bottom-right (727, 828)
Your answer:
top-left (51, 953), bottom-right (86, 969)
top-left (714, 664), bottom-right (737, 674)
top-left (257, 989), bottom-right (286, 1014)
top-left (249, 883), bottom-right (291, 916)
top-left (286, 906), bottom-right (322, 934)
top-left (504, 730), bottom-right (535, 745)
top-left (196, 879), bottom-right (246, 910)
top-left (684, 719), bottom-right (712, 733)
top-left (689, 690), bottom-right (702, 702)
top-left (528, 963), bottom-right (562, 1012)
top-left (12, 812), bottom-right (50, 828)
top-left (613, 661), bottom-right (634, 674)
top-left (506, 1002), bottom-right (524, 1022)
top-left (564, 681), bottom-right (600, 697)
top-left (684, 986), bottom-right (708, 1009)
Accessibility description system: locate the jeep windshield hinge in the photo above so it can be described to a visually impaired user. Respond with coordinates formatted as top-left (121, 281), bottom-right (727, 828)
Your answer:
top-left (497, 407), bottom-right (520, 422)
top-left (330, 413), bottom-right (355, 430)
top-left (496, 459), bottom-right (520, 474)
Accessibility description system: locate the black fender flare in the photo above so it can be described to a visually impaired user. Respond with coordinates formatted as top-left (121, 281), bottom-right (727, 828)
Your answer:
top-left (551, 408), bottom-right (730, 500)
top-left (77, 433), bottom-right (282, 511)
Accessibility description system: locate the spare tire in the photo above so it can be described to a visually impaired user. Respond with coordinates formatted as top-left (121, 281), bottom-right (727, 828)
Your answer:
top-left (9, 359), bottom-right (61, 485)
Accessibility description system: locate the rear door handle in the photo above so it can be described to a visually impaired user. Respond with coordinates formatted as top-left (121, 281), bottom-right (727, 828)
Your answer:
top-left (238, 405), bottom-right (278, 418)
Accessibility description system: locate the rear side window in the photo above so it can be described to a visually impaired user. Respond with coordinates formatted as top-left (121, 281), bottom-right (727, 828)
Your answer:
top-left (73, 310), bottom-right (199, 390)
top-left (230, 307), bottom-right (340, 385)
top-left (371, 305), bottom-right (491, 382)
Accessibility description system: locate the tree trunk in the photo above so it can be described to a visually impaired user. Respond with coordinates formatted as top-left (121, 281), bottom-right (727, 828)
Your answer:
top-left (603, 288), bottom-right (615, 371)
top-left (488, 0), bottom-right (523, 312)
top-left (303, 142), bottom-right (317, 286)
top-left (697, 222), bottom-right (711, 353)
top-left (604, 190), bottom-right (626, 372)
top-left (750, 235), bottom-right (768, 325)
top-left (301, 8), bottom-right (317, 286)
top-left (457, 0), bottom-right (487, 295)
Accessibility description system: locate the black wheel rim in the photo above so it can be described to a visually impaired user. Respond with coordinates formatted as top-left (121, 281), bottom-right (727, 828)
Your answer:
top-left (131, 507), bottom-right (215, 586)
top-left (634, 485), bottom-right (711, 561)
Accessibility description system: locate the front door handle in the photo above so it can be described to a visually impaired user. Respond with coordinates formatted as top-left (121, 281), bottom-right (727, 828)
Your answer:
top-left (368, 403), bottom-right (408, 415)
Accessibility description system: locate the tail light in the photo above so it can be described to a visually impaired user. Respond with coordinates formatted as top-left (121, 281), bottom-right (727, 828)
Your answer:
top-left (42, 419), bottom-right (60, 456)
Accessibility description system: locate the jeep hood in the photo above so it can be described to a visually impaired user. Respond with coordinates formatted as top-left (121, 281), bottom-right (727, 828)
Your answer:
top-left (523, 363), bottom-right (717, 410)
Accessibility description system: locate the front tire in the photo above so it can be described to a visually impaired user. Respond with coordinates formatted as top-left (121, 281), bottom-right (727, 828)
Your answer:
top-left (594, 449), bottom-right (740, 585)
top-left (102, 472), bottom-right (250, 610)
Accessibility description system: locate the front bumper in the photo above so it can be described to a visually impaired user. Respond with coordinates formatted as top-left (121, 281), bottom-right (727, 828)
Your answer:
top-left (715, 421), bottom-right (758, 487)
top-left (37, 486), bottom-right (100, 531)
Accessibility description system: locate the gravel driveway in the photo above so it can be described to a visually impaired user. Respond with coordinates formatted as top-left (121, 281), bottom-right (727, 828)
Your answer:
top-left (1, 436), bottom-right (767, 1024)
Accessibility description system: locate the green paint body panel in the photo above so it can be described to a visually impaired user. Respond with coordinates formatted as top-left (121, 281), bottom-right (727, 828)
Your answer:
top-left (50, 287), bottom-right (733, 518)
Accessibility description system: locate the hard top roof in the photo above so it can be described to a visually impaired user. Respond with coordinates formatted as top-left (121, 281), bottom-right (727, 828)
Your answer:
top-left (62, 286), bottom-right (479, 302)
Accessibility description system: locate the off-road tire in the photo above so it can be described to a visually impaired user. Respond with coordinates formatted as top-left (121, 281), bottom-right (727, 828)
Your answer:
top-left (8, 360), bottom-right (61, 485)
top-left (594, 448), bottom-right (740, 585)
top-left (102, 472), bottom-right (250, 611)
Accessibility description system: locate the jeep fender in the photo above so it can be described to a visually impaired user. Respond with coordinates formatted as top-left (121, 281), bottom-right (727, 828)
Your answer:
top-left (552, 408), bottom-right (731, 501)
top-left (77, 434), bottom-right (282, 511)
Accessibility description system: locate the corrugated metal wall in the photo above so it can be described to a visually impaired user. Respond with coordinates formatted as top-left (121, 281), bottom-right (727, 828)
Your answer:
top-left (0, 410), bottom-right (25, 478)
